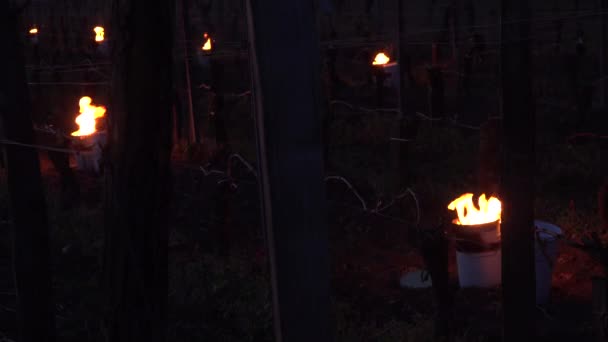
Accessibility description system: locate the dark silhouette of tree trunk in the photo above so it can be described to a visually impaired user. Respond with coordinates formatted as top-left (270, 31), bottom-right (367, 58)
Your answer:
top-left (0, 2), bottom-right (56, 342)
top-left (102, 1), bottom-right (173, 341)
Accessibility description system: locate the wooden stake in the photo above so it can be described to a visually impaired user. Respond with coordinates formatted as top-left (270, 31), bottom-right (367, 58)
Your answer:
top-left (245, 1), bottom-right (331, 341)
top-left (178, 0), bottom-right (197, 144)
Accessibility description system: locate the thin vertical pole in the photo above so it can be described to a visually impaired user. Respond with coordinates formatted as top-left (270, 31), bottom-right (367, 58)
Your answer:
top-left (179, 0), bottom-right (197, 144)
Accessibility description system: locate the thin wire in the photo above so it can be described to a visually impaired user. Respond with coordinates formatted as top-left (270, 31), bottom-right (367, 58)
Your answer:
top-left (25, 62), bottom-right (111, 70)
top-left (0, 139), bottom-right (76, 154)
top-left (415, 112), bottom-right (481, 130)
top-left (330, 100), bottom-right (400, 114)
top-left (27, 82), bottom-right (109, 86)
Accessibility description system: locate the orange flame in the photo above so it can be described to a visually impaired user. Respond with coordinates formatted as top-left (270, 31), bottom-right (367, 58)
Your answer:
top-left (447, 193), bottom-right (502, 226)
top-left (202, 33), bottom-right (212, 51)
top-left (71, 97), bottom-right (106, 137)
top-left (29, 27), bottom-right (38, 34)
top-left (372, 52), bottom-right (390, 65)
top-left (94, 26), bottom-right (104, 42)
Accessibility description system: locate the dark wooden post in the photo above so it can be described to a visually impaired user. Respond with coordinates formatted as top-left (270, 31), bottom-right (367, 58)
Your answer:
top-left (500, 0), bottom-right (536, 340)
top-left (397, 0), bottom-right (411, 189)
top-left (592, 277), bottom-right (608, 342)
top-left (0, 2), bottom-right (56, 342)
top-left (103, 1), bottom-right (173, 341)
top-left (600, 179), bottom-right (607, 230)
top-left (600, 0), bottom-right (608, 106)
top-left (245, 1), bottom-right (332, 341)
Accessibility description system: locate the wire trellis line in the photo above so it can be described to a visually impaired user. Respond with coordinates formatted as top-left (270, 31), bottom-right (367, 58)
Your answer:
top-left (0, 139), bottom-right (76, 154)
top-left (330, 100), bottom-right (401, 114)
top-left (27, 82), bottom-right (109, 86)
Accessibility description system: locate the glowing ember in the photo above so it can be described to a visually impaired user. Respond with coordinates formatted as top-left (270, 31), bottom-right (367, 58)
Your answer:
top-left (447, 193), bottom-right (502, 226)
top-left (71, 97), bottom-right (106, 137)
top-left (372, 52), bottom-right (390, 65)
top-left (94, 26), bottom-right (105, 42)
top-left (202, 33), bottom-right (212, 51)
top-left (29, 27), bottom-right (38, 34)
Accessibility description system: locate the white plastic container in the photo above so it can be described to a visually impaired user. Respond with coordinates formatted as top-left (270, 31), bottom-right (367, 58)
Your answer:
top-left (534, 220), bottom-right (562, 305)
top-left (453, 220), bottom-right (501, 288)
top-left (456, 249), bottom-right (502, 288)
top-left (73, 131), bottom-right (106, 174)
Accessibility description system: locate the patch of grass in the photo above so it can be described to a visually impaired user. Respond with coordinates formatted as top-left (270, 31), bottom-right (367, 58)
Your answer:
top-left (169, 249), bottom-right (273, 342)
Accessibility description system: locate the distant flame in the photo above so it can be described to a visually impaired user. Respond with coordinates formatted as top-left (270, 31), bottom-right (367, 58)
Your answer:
top-left (94, 26), bottom-right (104, 42)
top-left (29, 27), bottom-right (38, 34)
top-left (373, 52), bottom-right (390, 65)
top-left (202, 33), bottom-right (212, 51)
top-left (447, 193), bottom-right (502, 226)
top-left (71, 97), bottom-right (106, 137)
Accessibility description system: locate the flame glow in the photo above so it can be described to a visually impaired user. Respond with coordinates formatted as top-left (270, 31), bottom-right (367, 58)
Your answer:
top-left (373, 52), bottom-right (390, 65)
top-left (202, 33), bottom-right (212, 51)
top-left (71, 97), bottom-right (106, 137)
top-left (94, 26), bottom-right (104, 42)
top-left (29, 27), bottom-right (38, 34)
top-left (447, 193), bottom-right (502, 226)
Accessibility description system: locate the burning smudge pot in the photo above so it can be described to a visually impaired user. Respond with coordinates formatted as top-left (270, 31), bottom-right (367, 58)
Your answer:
top-left (70, 96), bottom-right (107, 174)
top-left (448, 194), bottom-right (562, 302)
top-left (371, 52), bottom-right (400, 97)
top-left (448, 193), bottom-right (502, 288)
top-left (197, 33), bottom-right (213, 67)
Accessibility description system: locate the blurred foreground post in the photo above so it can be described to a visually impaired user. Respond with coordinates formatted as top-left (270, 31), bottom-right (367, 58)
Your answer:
top-left (0, 2), bottom-right (56, 341)
top-left (245, 1), bottom-right (332, 341)
top-left (103, 1), bottom-right (173, 341)
top-left (500, 0), bottom-right (536, 340)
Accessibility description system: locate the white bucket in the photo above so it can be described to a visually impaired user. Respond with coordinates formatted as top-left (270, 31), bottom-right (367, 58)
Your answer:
top-left (453, 220), bottom-right (502, 288)
top-left (457, 249), bottom-right (502, 288)
top-left (74, 131), bottom-right (106, 174)
top-left (534, 220), bottom-right (562, 305)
